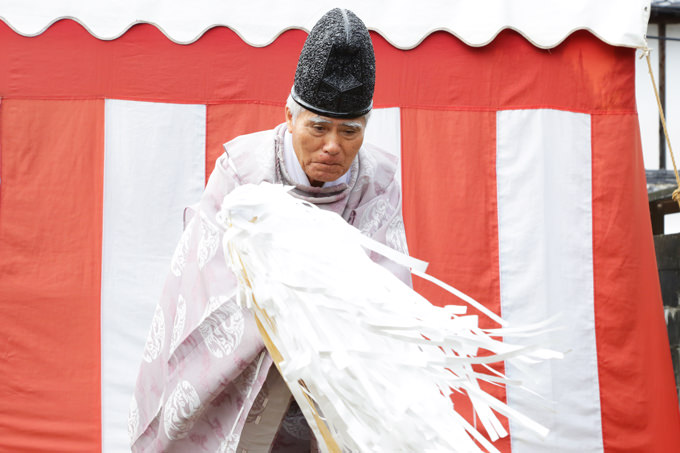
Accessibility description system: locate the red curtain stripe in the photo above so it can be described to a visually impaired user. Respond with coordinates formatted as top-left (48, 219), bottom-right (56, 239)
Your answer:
top-left (0, 99), bottom-right (104, 452)
top-left (591, 113), bottom-right (680, 451)
top-left (401, 108), bottom-right (509, 452)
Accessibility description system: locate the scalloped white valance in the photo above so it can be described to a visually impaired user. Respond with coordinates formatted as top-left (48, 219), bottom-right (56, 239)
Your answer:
top-left (0, 0), bottom-right (651, 48)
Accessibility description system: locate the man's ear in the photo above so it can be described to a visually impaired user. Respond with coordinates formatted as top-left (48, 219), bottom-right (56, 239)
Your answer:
top-left (285, 107), bottom-right (294, 133)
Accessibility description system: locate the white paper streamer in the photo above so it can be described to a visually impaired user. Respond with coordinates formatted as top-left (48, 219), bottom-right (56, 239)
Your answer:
top-left (217, 183), bottom-right (561, 453)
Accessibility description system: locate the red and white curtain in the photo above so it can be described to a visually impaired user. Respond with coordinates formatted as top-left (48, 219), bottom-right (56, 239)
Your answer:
top-left (1, 4), bottom-right (678, 452)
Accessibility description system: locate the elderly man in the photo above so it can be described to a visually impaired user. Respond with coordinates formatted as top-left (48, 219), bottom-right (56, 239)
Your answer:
top-left (130, 8), bottom-right (409, 452)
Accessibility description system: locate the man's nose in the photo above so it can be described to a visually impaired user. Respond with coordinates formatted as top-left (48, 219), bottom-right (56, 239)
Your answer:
top-left (323, 133), bottom-right (341, 155)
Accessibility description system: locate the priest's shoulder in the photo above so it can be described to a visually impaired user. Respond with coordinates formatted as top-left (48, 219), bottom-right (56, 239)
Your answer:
top-left (221, 128), bottom-right (277, 161)
top-left (212, 127), bottom-right (278, 183)
top-left (359, 141), bottom-right (399, 190)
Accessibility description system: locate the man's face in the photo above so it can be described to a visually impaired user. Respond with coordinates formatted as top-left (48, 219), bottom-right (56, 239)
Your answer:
top-left (286, 107), bottom-right (366, 187)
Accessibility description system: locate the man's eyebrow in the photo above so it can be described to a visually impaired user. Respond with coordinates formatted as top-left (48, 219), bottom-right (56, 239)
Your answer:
top-left (341, 121), bottom-right (364, 129)
top-left (308, 116), bottom-right (332, 125)
top-left (307, 116), bottom-right (364, 130)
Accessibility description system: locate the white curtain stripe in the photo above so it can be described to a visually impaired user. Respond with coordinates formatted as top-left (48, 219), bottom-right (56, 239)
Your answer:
top-left (101, 100), bottom-right (206, 452)
top-left (364, 107), bottom-right (402, 182)
top-left (496, 109), bottom-right (603, 452)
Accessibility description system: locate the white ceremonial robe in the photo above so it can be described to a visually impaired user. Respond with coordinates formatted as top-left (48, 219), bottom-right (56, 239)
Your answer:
top-left (130, 123), bottom-right (410, 452)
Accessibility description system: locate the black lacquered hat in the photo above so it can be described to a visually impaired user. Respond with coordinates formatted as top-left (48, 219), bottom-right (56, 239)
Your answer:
top-left (291, 8), bottom-right (375, 119)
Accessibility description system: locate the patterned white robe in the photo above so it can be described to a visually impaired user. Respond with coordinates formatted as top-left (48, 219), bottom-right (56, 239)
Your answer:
top-left (130, 123), bottom-right (409, 452)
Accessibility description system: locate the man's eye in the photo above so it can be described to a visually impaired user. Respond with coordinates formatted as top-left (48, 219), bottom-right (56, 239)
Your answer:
top-left (311, 125), bottom-right (325, 132)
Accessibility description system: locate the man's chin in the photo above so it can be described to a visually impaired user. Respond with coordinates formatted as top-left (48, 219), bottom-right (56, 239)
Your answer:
top-left (308, 176), bottom-right (336, 187)
top-left (306, 168), bottom-right (344, 185)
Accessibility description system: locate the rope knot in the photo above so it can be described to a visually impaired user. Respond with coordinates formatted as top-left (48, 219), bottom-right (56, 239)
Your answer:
top-left (673, 188), bottom-right (680, 205)
top-left (639, 46), bottom-right (651, 59)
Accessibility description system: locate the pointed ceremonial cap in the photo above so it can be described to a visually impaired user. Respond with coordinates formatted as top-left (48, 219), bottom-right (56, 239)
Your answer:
top-left (291, 8), bottom-right (375, 119)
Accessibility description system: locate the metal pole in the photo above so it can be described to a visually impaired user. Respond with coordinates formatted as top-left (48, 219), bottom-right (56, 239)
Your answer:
top-left (660, 23), bottom-right (667, 169)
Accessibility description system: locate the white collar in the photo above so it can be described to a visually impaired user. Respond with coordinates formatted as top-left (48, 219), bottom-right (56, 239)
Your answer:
top-left (283, 130), bottom-right (351, 188)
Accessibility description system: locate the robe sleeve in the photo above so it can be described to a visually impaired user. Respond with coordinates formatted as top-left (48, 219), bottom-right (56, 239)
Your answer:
top-left (129, 153), bottom-right (272, 452)
top-left (352, 175), bottom-right (413, 288)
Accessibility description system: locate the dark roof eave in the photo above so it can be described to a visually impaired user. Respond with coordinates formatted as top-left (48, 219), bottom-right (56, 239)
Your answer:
top-left (650, 5), bottom-right (680, 23)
